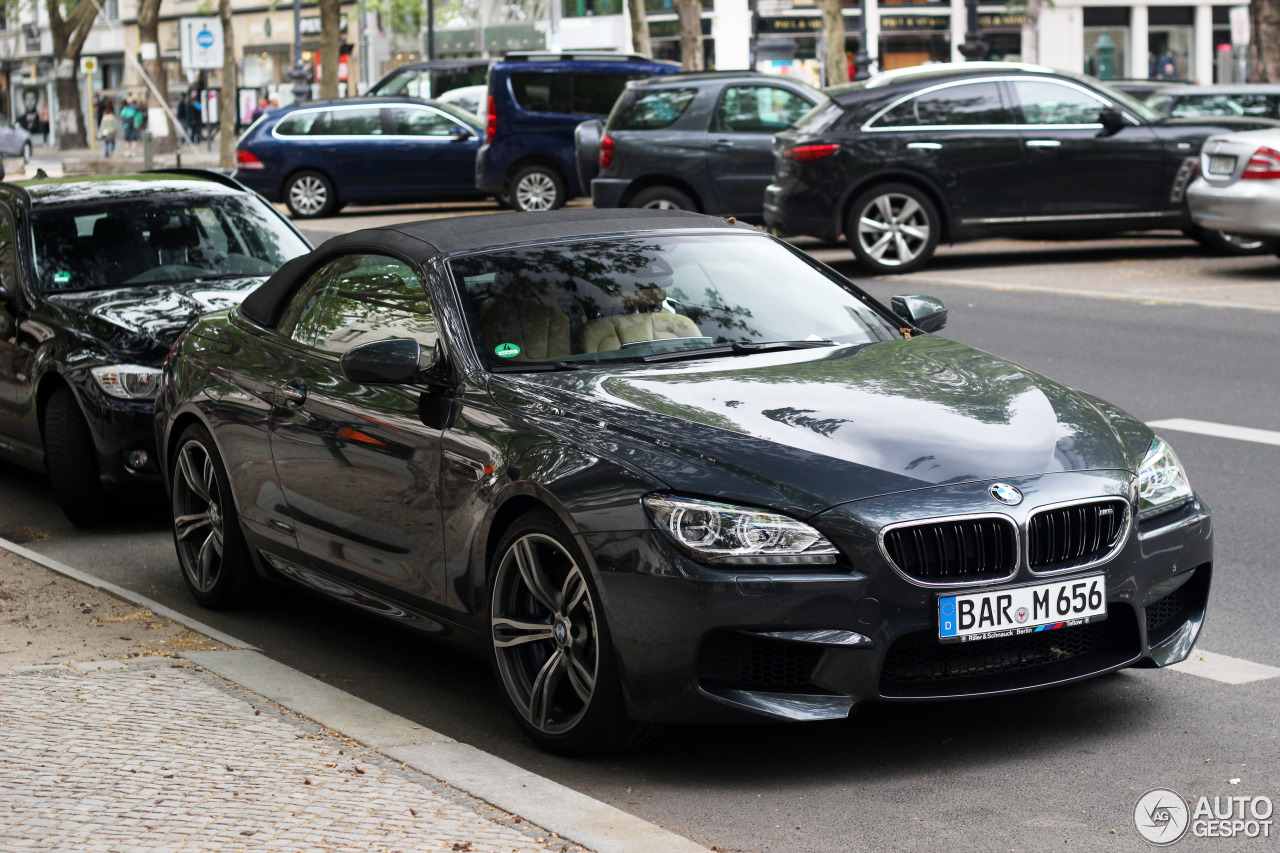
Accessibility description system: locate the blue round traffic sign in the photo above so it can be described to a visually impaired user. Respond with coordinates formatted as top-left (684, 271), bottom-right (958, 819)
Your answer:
top-left (196, 28), bottom-right (215, 49)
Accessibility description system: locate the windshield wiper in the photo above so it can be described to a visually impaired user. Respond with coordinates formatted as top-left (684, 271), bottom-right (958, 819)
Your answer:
top-left (490, 361), bottom-right (585, 373)
top-left (642, 339), bottom-right (836, 363)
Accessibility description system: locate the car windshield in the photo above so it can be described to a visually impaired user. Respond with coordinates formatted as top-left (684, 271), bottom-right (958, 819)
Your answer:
top-left (451, 233), bottom-right (902, 367)
top-left (31, 193), bottom-right (310, 293)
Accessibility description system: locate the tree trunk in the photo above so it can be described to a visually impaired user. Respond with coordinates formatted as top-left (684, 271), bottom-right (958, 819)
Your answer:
top-left (46, 0), bottom-right (99, 149)
top-left (818, 0), bottom-right (847, 86)
top-left (319, 0), bottom-right (342, 99)
top-left (137, 0), bottom-right (177, 152)
top-left (220, 0), bottom-right (236, 167)
top-left (1020, 0), bottom-right (1042, 65)
top-left (1251, 0), bottom-right (1280, 82)
top-left (675, 0), bottom-right (704, 71)
top-left (628, 0), bottom-right (651, 57)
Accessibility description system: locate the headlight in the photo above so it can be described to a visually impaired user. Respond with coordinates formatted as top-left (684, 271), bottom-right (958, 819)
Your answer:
top-left (89, 364), bottom-right (163, 400)
top-left (643, 494), bottom-right (839, 566)
top-left (1138, 437), bottom-right (1193, 517)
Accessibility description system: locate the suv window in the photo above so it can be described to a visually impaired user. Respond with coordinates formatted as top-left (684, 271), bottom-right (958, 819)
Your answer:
top-left (389, 106), bottom-right (459, 136)
top-left (613, 88), bottom-right (698, 130)
top-left (511, 72), bottom-right (642, 116)
top-left (716, 86), bottom-right (812, 132)
top-left (1012, 80), bottom-right (1109, 125)
top-left (875, 82), bottom-right (1008, 127)
top-left (326, 108), bottom-right (383, 136)
top-left (283, 254), bottom-right (436, 356)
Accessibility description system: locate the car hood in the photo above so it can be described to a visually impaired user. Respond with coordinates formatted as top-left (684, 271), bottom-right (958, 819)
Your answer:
top-left (491, 337), bottom-right (1150, 517)
top-left (46, 277), bottom-right (266, 347)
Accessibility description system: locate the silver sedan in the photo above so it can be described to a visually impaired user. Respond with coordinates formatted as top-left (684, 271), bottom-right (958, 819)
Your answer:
top-left (1188, 128), bottom-right (1280, 250)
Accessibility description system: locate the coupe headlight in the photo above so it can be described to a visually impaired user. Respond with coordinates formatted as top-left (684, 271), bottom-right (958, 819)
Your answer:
top-left (643, 494), bottom-right (839, 566)
top-left (89, 364), bottom-right (163, 400)
top-left (1138, 437), bottom-right (1193, 517)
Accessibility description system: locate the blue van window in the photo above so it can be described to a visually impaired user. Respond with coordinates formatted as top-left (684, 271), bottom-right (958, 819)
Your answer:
top-left (327, 108), bottom-right (383, 135)
top-left (512, 74), bottom-right (572, 113)
top-left (573, 74), bottom-right (639, 115)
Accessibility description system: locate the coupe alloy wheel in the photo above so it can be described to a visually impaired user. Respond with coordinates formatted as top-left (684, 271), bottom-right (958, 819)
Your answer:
top-left (642, 199), bottom-right (680, 210)
top-left (857, 192), bottom-right (931, 267)
top-left (514, 172), bottom-right (558, 212)
top-left (172, 439), bottom-right (226, 595)
top-left (492, 533), bottom-right (599, 735)
top-left (289, 175), bottom-right (328, 216)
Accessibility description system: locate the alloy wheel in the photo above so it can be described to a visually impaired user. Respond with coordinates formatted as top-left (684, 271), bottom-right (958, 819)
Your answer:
top-left (1217, 231), bottom-right (1264, 252)
top-left (172, 439), bottom-right (226, 595)
top-left (289, 175), bottom-right (328, 216)
top-left (857, 192), bottom-right (931, 267)
top-left (514, 172), bottom-right (558, 212)
top-left (642, 199), bottom-right (681, 210)
top-left (491, 533), bottom-right (599, 735)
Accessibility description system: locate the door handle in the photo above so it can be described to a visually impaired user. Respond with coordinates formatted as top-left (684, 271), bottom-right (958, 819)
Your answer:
top-left (280, 380), bottom-right (306, 407)
top-left (1025, 139), bottom-right (1062, 148)
top-left (712, 140), bottom-right (735, 150)
top-left (907, 142), bottom-right (942, 150)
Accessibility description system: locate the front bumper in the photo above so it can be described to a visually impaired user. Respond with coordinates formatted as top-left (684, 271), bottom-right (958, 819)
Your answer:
top-left (1188, 178), bottom-right (1280, 239)
top-left (72, 377), bottom-right (164, 491)
top-left (587, 471), bottom-right (1212, 724)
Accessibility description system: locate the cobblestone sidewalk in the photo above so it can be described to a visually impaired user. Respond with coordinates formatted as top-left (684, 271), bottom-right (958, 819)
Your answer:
top-left (0, 659), bottom-right (583, 853)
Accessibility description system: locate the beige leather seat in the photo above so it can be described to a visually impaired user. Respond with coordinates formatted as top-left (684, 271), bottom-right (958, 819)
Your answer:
top-left (475, 270), bottom-right (574, 360)
top-left (582, 311), bottom-right (702, 353)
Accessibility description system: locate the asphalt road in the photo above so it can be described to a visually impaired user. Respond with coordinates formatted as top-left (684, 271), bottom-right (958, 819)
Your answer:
top-left (3, 228), bottom-right (1277, 852)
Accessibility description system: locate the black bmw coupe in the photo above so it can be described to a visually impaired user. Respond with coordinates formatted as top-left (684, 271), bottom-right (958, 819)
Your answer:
top-left (156, 210), bottom-right (1212, 755)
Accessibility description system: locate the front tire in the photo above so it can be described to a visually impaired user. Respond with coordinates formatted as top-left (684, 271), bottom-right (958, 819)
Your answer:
top-left (489, 511), bottom-right (659, 755)
top-left (284, 170), bottom-right (338, 218)
top-left (509, 165), bottom-right (566, 212)
top-left (846, 183), bottom-right (940, 274)
top-left (22, 141), bottom-right (32, 163)
top-left (627, 186), bottom-right (696, 211)
top-left (170, 425), bottom-right (257, 609)
top-left (43, 387), bottom-right (110, 527)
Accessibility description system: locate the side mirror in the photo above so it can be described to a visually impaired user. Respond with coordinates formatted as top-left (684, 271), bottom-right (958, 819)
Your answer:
top-left (891, 294), bottom-right (947, 333)
top-left (1098, 107), bottom-right (1127, 136)
top-left (340, 338), bottom-right (423, 385)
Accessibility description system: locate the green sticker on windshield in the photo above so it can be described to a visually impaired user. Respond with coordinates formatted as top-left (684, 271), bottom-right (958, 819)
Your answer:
top-left (53, 271), bottom-right (71, 285)
top-left (495, 343), bottom-right (521, 359)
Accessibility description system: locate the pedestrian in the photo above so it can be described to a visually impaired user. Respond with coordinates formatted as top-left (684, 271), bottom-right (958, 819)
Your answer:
top-left (190, 93), bottom-right (203, 143)
top-left (176, 93), bottom-right (191, 144)
top-left (119, 98), bottom-right (138, 157)
top-left (98, 105), bottom-right (118, 159)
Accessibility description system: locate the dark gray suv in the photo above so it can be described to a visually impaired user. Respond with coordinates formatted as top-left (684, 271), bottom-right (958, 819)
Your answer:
top-left (582, 71), bottom-right (824, 220)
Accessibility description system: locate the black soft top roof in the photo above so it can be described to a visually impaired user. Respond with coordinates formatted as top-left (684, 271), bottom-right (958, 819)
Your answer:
top-left (240, 209), bottom-right (745, 327)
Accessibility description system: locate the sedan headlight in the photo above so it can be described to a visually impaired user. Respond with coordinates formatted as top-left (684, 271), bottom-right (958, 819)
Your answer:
top-left (643, 494), bottom-right (839, 566)
top-left (1138, 437), bottom-right (1193, 517)
top-left (89, 364), bottom-right (163, 400)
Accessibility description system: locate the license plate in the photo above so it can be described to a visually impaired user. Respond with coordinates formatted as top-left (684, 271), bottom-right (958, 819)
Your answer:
top-left (938, 575), bottom-right (1107, 644)
top-left (1208, 154), bottom-right (1237, 175)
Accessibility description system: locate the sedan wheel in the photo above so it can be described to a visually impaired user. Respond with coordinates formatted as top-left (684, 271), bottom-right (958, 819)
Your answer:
top-left (628, 186), bottom-right (696, 212)
top-left (511, 166), bottom-right (566, 212)
top-left (171, 426), bottom-right (256, 608)
top-left (489, 513), bottom-right (658, 755)
top-left (285, 171), bottom-right (337, 218)
top-left (847, 183), bottom-right (940, 274)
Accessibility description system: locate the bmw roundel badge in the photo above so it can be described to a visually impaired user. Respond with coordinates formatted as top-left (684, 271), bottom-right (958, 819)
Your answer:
top-left (989, 483), bottom-right (1023, 506)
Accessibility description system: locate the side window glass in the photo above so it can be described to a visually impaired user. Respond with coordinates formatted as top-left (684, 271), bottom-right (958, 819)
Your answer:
top-left (278, 258), bottom-right (343, 346)
top-left (717, 86), bottom-right (813, 132)
top-left (511, 74), bottom-right (572, 113)
top-left (614, 88), bottom-right (698, 130)
top-left (572, 74), bottom-right (633, 115)
top-left (0, 206), bottom-right (16, 291)
top-left (276, 111), bottom-right (328, 136)
top-left (390, 107), bottom-right (456, 136)
top-left (1012, 80), bottom-right (1108, 125)
top-left (294, 255), bottom-right (437, 358)
top-left (327, 108), bottom-right (382, 136)
top-left (911, 82), bottom-right (1008, 126)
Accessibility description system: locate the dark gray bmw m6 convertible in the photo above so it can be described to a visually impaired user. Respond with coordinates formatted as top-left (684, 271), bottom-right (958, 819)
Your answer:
top-left (156, 210), bottom-right (1212, 755)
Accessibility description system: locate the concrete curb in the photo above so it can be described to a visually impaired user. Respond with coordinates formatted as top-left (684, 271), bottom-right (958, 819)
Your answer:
top-left (2, 540), bottom-right (710, 853)
top-left (0, 536), bottom-right (257, 650)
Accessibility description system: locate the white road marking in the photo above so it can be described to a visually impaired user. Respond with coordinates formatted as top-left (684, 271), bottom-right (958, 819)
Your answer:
top-left (1147, 418), bottom-right (1280, 447)
top-left (1168, 650), bottom-right (1280, 684)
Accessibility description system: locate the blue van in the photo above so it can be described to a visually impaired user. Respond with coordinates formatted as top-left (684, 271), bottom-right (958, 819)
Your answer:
top-left (476, 52), bottom-right (679, 211)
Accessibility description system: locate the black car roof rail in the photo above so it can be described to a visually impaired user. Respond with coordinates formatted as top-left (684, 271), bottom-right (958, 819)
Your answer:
top-left (503, 51), bottom-right (669, 63)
